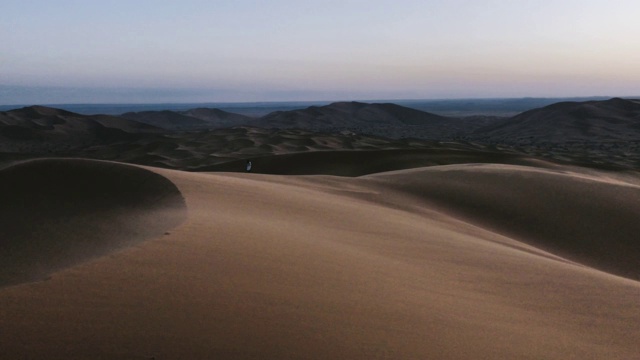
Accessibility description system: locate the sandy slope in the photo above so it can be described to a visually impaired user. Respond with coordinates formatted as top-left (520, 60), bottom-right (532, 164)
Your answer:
top-left (0, 159), bottom-right (639, 359)
top-left (364, 164), bottom-right (640, 280)
top-left (0, 159), bottom-right (186, 287)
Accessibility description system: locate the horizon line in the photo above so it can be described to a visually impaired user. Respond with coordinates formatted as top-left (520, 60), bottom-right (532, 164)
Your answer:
top-left (2, 95), bottom-right (636, 108)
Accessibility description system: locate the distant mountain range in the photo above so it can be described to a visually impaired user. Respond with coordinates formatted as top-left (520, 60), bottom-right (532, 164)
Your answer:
top-left (1, 98), bottom-right (639, 170)
top-left (0, 105), bottom-right (161, 152)
top-left (258, 101), bottom-right (449, 127)
top-left (5, 97), bottom-right (640, 141)
top-left (92, 101), bottom-right (499, 139)
top-left (0, 96), bottom-right (616, 117)
top-left (121, 108), bottom-right (253, 130)
top-left (468, 98), bottom-right (640, 144)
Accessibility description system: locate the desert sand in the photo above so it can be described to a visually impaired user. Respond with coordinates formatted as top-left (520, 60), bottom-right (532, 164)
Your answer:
top-left (1, 158), bottom-right (639, 359)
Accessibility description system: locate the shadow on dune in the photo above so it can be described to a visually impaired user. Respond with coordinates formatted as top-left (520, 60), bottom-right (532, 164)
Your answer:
top-left (0, 158), bottom-right (187, 287)
top-left (367, 165), bottom-right (640, 280)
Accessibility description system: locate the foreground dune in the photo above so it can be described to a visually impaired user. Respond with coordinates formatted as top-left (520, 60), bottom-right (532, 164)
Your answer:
top-left (0, 159), bottom-right (187, 287)
top-left (0, 159), bottom-right (639, 359)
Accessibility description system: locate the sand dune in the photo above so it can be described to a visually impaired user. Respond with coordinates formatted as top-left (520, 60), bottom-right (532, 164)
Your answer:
top-left (365, 164), bottom-right (640, 280)
top-left (0, 159), bottom-right (639, 359)
top-left (0, 158), bottom-right (186, 286)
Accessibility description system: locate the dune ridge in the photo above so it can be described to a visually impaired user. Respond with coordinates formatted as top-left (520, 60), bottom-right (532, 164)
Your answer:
top-left (0, 158), bottom-right (187, 287)
top-left (365, 163), bottom-right (640, 280)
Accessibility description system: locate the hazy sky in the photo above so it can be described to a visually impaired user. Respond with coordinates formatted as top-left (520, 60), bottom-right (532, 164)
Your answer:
top-left (2, 0), bottom-right (639, 104)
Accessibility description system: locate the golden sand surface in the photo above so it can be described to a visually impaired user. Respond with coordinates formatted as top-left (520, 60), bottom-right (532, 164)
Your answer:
top-left (0, 159), bottom-right (639, 359)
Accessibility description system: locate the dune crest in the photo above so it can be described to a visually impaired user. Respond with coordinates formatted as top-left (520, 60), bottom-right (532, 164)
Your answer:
top-left (366, 163), bottom-right (640, 280)
top-left (0, 158), bottom-right (187, 286)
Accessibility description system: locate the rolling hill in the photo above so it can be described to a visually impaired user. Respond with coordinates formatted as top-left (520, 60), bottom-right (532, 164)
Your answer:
top-left (120, 110), bottom-right (210, 130)
top-left (180, 107), bottom-right (254, 127)
top-left (471, 97), bottom-right (640, 144)
top-left (256, 101), bottom-right (485, 139)
top-left (0, 106), bottom-right (161, 153)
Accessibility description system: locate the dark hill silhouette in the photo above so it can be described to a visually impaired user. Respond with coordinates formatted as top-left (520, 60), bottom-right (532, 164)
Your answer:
top-left (0, 106), bottom-right (161, 152)
top-left (471, 98), bottom-right (640, 144)
top-left (120, 110), bottom-right (210, 130)
top-left (2, 99), bottom-right (640, 171)
top-left (1, 106), bottom-right (160, 133)
top-left (258, 101), bottom-right (449, 128)
top-left (180, 108), bottom-right (255, 128)
top-left (255, 101), bottom-right (494, 139)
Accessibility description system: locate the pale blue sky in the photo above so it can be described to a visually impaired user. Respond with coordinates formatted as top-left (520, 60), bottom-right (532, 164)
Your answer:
top-left (1, 0), bottom-right (639, 104)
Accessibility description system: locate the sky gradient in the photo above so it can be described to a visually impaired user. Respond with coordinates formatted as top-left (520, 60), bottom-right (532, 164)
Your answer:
top-left (2, 0), bottom-right (639, 104)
